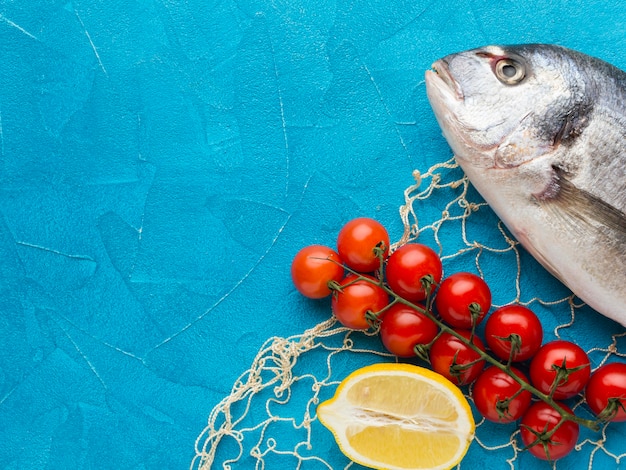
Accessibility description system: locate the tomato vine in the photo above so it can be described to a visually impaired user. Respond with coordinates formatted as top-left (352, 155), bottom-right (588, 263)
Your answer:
top-left (291, 217), bottom-right (626, 462)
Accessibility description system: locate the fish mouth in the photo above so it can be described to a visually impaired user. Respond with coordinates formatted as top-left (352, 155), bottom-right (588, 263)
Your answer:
top-left (427, 59), bottom-right (464, 101)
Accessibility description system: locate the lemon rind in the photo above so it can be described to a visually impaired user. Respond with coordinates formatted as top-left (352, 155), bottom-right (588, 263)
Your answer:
top-left (317, 363), bottom-right (475, 470)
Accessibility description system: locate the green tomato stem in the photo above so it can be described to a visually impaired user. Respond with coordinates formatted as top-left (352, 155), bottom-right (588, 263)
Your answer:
top-left (364, 274), bottom-right (600, 432)
top-left (324, 256), bottom-right (600, 432)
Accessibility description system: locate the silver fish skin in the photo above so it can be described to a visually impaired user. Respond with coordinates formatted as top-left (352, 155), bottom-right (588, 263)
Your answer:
top-left (425, 44), bottom-right (626, 327)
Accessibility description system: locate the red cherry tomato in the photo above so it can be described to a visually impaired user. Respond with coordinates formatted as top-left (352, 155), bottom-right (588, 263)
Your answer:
top-left (331, 274), bottom-right (388, 330)
top-left (336, 217), bottom-right (390, 272)
top-left (379, 303), bottom-right (439, 357)
top-left (435, 272), bottom-right (491, 328)
top-left (472, 366), bottom-right (532, 423)
top-left (484, 305), bottom-right (543, 362)
top-left (585, 362), bottom-right (626, 422)
top-left (529, 340), bottom-right (591, 400)
top-left (520, 401), bottom-right (579, 461)
top-left (429, 330), bottom-right (486, 386)
top-left (291, 245), bottom-right (345, 299)
top-left (386, 243), bottom-right (443, 302)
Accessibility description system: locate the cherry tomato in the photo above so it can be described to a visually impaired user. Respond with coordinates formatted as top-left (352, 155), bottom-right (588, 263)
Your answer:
top-left (386, 243), bottom-right (443, 302)
top-left (291, 245), bottom-right (345, 299)
top-left (585, 362), bottom-right (626, 422)
top-left (379, 303), bottom-right (439, 357)
top-left (429, 330), bottom-right (486, 386)
top-left (472, 366), bottom-right (532, 423)
top-left (331, 274), bottom-right (389, 330)
top-left (529, 340), bottom-right (591, 400)
top-left (484, 305), bottom-right (543, 362)
top-left (336, 217), bottom-right (390, 272)
top-left (519, 401), bottom-right (579, 461)
top-left (435, 272), bottom-right (491, 328)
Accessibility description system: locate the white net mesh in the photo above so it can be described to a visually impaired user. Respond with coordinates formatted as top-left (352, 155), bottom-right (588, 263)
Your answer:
top-left (192, 160), bottom-right (626, 470)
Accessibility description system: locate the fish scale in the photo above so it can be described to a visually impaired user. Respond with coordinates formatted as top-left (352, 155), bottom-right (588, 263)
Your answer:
top-left (425, 44), bottom-right (626, 327)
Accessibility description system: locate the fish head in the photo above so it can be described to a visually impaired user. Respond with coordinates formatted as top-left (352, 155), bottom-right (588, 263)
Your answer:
top-left (425, 44), bottom-right (588, 176)
top-left (425, 44), bottom-right (626, 327)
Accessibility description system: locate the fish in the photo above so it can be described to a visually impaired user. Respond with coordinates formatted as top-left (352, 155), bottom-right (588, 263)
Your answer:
top-left (424, 44), bottom-right (626, 327)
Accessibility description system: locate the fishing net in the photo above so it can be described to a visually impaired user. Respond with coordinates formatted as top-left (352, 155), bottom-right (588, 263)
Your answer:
top-left (191, 159), bottom-right (626, 470)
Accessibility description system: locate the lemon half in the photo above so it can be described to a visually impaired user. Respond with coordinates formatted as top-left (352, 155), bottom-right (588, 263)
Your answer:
top-left (317, 363), bottom-right (475, 470)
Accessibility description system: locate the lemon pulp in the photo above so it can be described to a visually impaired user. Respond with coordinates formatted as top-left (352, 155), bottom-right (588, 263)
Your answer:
top-left (317, 363), bottom-right (475, 470)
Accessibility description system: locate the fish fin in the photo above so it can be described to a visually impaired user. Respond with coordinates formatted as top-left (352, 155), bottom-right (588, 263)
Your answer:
top-left (536, 166), bottom-right (626, 241)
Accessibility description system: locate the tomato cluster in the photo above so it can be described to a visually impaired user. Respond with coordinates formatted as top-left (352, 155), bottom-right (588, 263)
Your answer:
top-left (291, 217), bottom-right (626, 462)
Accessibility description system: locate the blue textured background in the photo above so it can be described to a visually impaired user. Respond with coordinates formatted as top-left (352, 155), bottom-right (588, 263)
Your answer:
top-left (1, 1), bottom-right (625, 469)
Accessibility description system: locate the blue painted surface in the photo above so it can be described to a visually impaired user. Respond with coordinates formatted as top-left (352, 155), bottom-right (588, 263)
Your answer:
top-left (1, 1), bottom-right (625, 468)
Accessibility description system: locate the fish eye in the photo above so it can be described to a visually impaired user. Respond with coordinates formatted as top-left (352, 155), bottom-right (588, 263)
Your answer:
top-left (494, 58), bottom-right (526, 85)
